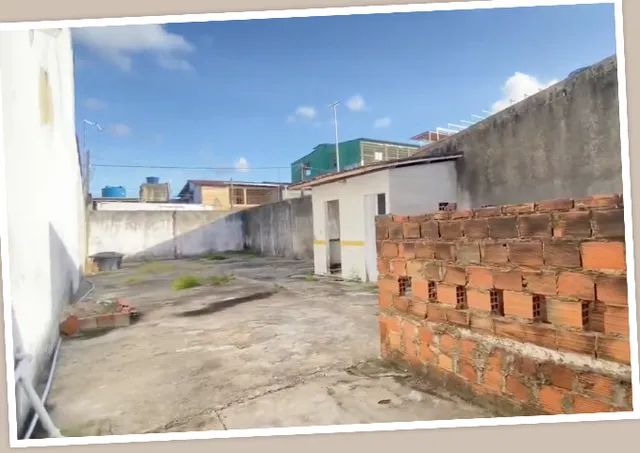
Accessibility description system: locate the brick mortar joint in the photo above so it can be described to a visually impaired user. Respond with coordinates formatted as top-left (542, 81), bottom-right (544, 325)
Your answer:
top-left (381, 308), bottom-right (625, 372)
top-left (376, 193), bottom-right (623, 228)
top-left (418, 320), bottom-right (632, 380)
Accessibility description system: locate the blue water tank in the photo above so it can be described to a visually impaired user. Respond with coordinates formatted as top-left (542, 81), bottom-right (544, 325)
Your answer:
top-left (101, 186), bottom-right (126, 198)
top-left (146, 176), bottom-right (160, 184)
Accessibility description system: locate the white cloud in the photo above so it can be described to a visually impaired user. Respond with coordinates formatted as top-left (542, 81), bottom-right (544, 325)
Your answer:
top-left (491, 72), bottom-right (558, 113)
top-left (108, 123), bottom-right (132, 137)
top-left (156, 54), bottom-right (193, 71)
top-left (287, 105), bottom-right (317, 123)
top-left (374, 117), bottom-right (391, 128)
top-left (346, 94), bottom-right (366, 112)
top-left (235, 157), bottom-right (249, 172)
top-left (84, 97), bottom-right (107, 111)
top-left (72, 24), bottom-right (194, 72)
top-left (295, 106), bottom-right (317, 119)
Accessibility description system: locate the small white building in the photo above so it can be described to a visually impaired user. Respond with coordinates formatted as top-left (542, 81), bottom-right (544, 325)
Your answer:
top-left (288, 154), bottom-right (461, 283)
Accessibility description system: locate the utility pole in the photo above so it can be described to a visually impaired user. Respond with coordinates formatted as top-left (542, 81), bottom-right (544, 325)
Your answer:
top-left (82, 119), bottom-right (103, 196)
top-left (329, 101), bottom-right (341, 172)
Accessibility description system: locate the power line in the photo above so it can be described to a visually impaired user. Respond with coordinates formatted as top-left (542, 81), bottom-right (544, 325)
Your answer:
top-left (92, 163), bottom-right (291, 170)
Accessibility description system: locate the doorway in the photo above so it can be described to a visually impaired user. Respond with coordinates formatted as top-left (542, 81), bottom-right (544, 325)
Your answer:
top-left (364, 192), bottom-right (387, 282)
top-left (326, 200), bottom-right (341, 275)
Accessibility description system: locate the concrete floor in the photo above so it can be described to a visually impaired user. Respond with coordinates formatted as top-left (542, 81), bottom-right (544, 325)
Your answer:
top-left (45, 254), bottom-right (490, 437)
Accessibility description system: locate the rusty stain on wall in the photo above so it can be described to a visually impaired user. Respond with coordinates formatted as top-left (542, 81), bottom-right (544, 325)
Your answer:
top-left (39, 68), bottom-right (53, 125)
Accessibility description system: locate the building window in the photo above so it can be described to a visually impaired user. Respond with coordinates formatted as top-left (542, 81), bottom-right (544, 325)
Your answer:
top-left (232, 188), bottom-right (245, 205)
top-left (374, 151), bottom-right (383, 161)
top-left (302, 162), bottom-right (311, 177)
top-left (377, 193), bottom-right (386, 215)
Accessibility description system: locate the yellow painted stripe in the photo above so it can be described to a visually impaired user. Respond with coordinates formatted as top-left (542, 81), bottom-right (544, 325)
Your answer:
top-left (313, 239), bottom-right (327, 245)
top-left (341, 240), bottom-right (365, 247)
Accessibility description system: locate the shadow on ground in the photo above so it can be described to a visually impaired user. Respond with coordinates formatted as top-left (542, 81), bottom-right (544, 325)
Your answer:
top-left (44, 254), bottom-right (491, 437)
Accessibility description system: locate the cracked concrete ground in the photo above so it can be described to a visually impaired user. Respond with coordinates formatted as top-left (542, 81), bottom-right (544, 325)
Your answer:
top-left (44, 254), bottom-right (490, 437)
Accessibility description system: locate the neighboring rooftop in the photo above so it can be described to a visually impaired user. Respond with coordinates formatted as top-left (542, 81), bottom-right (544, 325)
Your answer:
top-left (291, 137), bottom-right (420, 165)
top-left (288, 153), bottom-right (463, 189)
top-left (185, 179), bottom-right (286, 188)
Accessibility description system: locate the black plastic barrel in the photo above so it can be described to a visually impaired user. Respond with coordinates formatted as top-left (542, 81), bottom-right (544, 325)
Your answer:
top-left (90, 252), bottom-right (124, 272)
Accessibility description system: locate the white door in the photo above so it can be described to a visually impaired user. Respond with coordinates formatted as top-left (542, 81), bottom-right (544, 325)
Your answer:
top-left (364, 193), bottom-right (386, 282)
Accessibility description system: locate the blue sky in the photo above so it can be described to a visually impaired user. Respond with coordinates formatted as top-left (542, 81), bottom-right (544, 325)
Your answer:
top-left (71, 2), bottom-right (617, 197)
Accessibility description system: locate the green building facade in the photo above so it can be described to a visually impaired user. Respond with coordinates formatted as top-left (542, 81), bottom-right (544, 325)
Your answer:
top-left (290, 138), bottom-right (420, 183)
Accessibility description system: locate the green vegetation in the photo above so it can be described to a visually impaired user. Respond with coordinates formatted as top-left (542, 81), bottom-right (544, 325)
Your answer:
top-left (364, 283), bottom-right (379, 293)
top-left (172, 275), bottom-right (202, 290)
top-left (206, 274), bottom-right (235, 286)
top-left (304, 273), bottom-right (318, 282)
top-left (231, 249), bottom-right (259, 258)
top-left (204, 253), bottom-right (228, 261)
top-left (125, 276), bottom-right (143, 285)
top-left (137, 261), bottom-right (176, 274)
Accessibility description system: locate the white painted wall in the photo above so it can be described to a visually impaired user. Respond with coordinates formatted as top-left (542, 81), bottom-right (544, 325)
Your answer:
top-left (311, 170), bottom-right (390, 282)
top-left (309, 161), bottom-right (458, 282)
top-left (0, 29), bottom-right (85, 435)
top-left (88, 210), bottom-right (244, 260)
top-left (388, 161), bottom-right (458, 215)
top-left (94, 201), bottom-right (214, 211)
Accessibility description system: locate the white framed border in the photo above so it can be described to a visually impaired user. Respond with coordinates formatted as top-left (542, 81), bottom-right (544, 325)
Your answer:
top-left (0, 0), bottom-right (638, 448)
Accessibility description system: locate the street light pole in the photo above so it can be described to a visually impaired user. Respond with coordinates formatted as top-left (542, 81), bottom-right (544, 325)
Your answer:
top-left (329, 101), bottom-right (341, 172)
top-left (82, 119), bottom-right (103, 196)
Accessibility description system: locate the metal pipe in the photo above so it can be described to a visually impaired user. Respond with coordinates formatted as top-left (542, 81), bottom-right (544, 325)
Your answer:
top-left (22, 338), bottom-right (61, 439)
top-left (329, 101), bottom-right (341, 172)
top-left (16, 376), bottom-right (62, 438)
top-left (11, 320), bottom-right (63, 440)
top-left (22, 279), bottom-right (95, 439)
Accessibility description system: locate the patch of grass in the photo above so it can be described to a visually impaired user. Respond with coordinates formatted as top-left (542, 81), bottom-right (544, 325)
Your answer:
top-left (172, 275), bottom-right (202, 290)
top-left (346, 271), bottom-right (363, 283)
top-left (364, 283), bottom-right (379, 293)
top-left (304, 274), bottom-right (318, 282)
top-left (125, 276), bottom-right (143, 285)
top-left (206, 274), bottom-right (235, 286)
top-left (204, 253), bottom-right (228, 261)
top-left (231, 249), bottom-right (259, 258)
top-left (137, 261), bottom-right (176, 275)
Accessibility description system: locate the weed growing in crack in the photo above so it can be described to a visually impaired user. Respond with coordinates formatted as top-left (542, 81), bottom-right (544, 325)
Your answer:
top-left (138, 261), bottom-right (176, 275)
top-left (206, 274), bottom-right (235, 286)
top-left (304, 273), bottom-right (318, 282)
top-left (204, 253), bottom-right (228, 261)
top-left (172, 275), bottom-right (202, 290)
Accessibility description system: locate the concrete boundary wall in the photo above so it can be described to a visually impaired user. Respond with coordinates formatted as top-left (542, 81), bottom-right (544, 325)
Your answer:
top-left (376, 194), bottom-right (632, 416)
top-left (88, 196), bottom-right (313, 261)
top-left (417, 56), bottom-right (622, 208)
top-left (88, 211), bottom-right (244, 260)
top-left (241, 196), bottom-right (313, 260)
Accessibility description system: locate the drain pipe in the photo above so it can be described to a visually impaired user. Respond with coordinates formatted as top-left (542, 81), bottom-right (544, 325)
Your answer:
top-left (21, 337), bottom-right (62, 439)
top-left (21, 279), bottom-right (95, 439)
top-left (13, 314), bottom-right (63, 438)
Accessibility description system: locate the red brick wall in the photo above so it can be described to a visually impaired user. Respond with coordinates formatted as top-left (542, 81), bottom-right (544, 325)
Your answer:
top-left (376, 194), bottom-right (633, 415)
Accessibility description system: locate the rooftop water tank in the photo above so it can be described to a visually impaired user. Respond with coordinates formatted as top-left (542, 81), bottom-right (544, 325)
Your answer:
top-left (146, 176), bottom-right (160, 184)
top-left (101, 186), bottom-right (126, 198)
